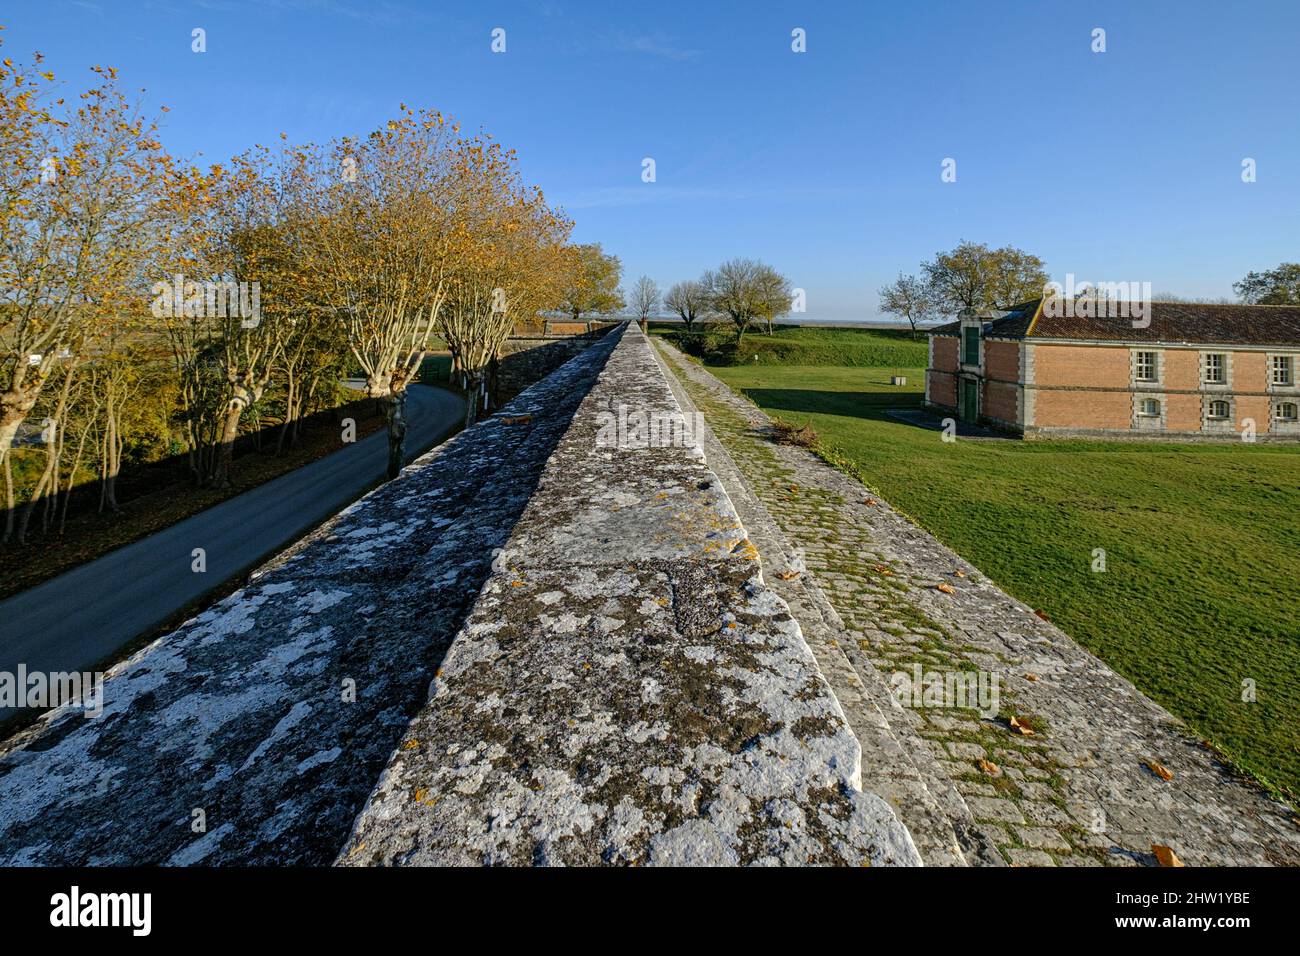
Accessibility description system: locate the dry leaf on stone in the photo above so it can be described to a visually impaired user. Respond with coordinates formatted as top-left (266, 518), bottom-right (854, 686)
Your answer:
top-left (1025, 673), bottom-right (1039, 682)
top-left (1151, 844), bottom-right (1184, 867)
top-left (1146, 761), bottom-right (1174, 781)
top-left (936, 583), bottom-right (956, 594)
top-left (977, 758), bottom-right (1000, 776)
top-left (872, 564), bottom-right (892, 575)
top-left (954, 570), bottom-right (967, 578)
top-left (775, 570), bottom-right (800, 580)
top-left (1009, 715), bottom-right (1036, 736)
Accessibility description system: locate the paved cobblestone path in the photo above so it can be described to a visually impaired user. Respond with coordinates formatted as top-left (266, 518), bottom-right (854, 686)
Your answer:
top-left (655, 339), bottom-right (1300, 867)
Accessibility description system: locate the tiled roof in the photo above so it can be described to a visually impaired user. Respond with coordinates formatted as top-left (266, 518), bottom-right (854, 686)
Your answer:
top-left (931, 300), bottom-right (1300, 346)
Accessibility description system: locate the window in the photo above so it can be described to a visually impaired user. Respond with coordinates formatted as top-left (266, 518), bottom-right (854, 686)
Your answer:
top-left (1138, 398), bottom-right (1160, 417)
top-left (962, 326), bottom-right (980, 365)
top-left (1207, 399), bottom-right (1230, 420)
top-left (1278, 402), bottom-right (1299, 422)
top-left (1135, 351), bottom-right (1158, 383)
top-left (1204, 353), bottom-right (1225, 384)
top-left (1272, 355), bottom-right (1295, 386)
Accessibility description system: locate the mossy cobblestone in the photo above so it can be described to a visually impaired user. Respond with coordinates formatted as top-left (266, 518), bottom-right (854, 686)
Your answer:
top-left (656, 338), bottom-right (1300, 867)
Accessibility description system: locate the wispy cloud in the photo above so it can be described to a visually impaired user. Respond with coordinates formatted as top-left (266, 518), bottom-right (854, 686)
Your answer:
top-left (606, 30), bottom-right (701, 62)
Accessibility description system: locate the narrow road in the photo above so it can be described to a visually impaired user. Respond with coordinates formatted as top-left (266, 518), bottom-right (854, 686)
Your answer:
top-left (0, 385), bottom-right (464, 721)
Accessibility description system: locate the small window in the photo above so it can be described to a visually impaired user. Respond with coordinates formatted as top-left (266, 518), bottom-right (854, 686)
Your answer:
top-left (1204, 354), bottom-right (1225, 384)
top-left (1207, 399), bottom-right (1230, 420)
top-left (1138, 398), bottom-right (1160, 417)
top-left (1272, 355), bottom-right (1295, 386)
top-left (962, 326), bottom-right (980, 365)
top-left (1278, 401), bottom-right (1299, 422)
top-left (1135, 351), bottom-right (1158, 383)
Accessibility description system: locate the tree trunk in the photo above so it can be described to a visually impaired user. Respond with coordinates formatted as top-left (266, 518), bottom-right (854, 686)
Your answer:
top-left (0, 379), bottom-right (43, 467)
top-left (17, 444), bottom-right (57, 543)
top-left (463, 372), bottom-right (482, 428)
top-left (210, 398), bottom-right (246, 489)
top-left (384, 390), bottom-right (408, 480)
top-left (2, 452), bottom-right (13, 543)
top-left (100, 406), bottom-right (121, 512)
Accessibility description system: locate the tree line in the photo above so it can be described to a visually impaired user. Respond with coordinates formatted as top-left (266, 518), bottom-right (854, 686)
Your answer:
top-left (879, 241), bottom-right (1300, 338)
top-left (625, 259), bottom-right (795, 341)
top-left (0, 42), bottom-right (615, 545)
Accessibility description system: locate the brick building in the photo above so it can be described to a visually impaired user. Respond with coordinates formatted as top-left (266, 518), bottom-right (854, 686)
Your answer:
top-left (925, 300), bottom-right (1300, 439)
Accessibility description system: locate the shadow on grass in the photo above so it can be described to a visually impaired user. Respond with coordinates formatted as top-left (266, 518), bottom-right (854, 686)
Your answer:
top-left (735, 386), bottom-right (923, 422)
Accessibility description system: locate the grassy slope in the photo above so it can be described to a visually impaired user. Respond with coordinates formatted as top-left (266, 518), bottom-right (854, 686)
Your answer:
top-left (706, 359), bottom-right (1300, 803)
top-left (649, 322), bottom-right (930, 367)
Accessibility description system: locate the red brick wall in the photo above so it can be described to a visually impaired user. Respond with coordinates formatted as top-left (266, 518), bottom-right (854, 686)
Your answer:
top-left (1163, 350), bottom-right (1199, 391)
top-left (984, 340), bottom-right (1020, 383)
top-left (933, 336), bottom-right (959, 371)
top-left (1034, 344), bottom-right (1129, 389)
top-left (930, 371), bottom-right (957, 407)
top-left (983, 379), bottom-right (1018, 423)
top-left (1235, 351), bottom-right (1267, 386)
top-left (1239, 395), bottom-right (1271, 433)
top-left (1165, 393), bottom-right (1201, 431)
top-left (1034, 389), bottom-right (1132, 429)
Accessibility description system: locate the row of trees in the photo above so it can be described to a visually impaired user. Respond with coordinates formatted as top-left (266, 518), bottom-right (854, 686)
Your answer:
top-left (630, 259), bottom-right (795, 341)
top-left (878, 241), bottom-right (1050, 338)
top-left (1, 42), bottom-right (597, 545)
top-left (880, 243), bottom-right (1300, 337)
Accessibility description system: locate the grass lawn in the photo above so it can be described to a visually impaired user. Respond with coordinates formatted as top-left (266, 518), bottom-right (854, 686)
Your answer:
top-left (707, 361), bottom-right (1300, 804)
top-left (649, 322), bottom-right (929, 367)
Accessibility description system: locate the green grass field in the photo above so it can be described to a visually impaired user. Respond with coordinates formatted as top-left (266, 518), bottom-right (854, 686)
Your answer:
top-left (705, 358), bottom-right (1300, 804)
top-left (649, 321), bottom-right (930, 367)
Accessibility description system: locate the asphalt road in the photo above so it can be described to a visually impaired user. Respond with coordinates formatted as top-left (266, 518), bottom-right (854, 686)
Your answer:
top-left (0, 385), bottom-right (464, 720)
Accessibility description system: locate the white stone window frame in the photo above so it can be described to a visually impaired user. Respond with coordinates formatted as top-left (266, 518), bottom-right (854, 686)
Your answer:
top-left (1271, 397), bottom-right (1300, 436)
top-left (1199, 350), bottom-right (1232, 389)
top-left (1130, 347), bottom-right (1163, 389)
top-left (1201, 395), bottom-right (1235, 434)
top-left (1266, 352), bottom-right (1298, 392)
top-left (1132, 392), bottom-right (1166, 431)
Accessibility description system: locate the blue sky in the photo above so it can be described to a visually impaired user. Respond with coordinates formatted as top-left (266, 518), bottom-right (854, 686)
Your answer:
top-left (6, 0), bottom-right (1299, 320)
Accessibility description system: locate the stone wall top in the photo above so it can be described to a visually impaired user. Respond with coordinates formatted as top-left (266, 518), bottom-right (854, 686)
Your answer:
top-left (0, 332), bottom-right (621, 865)
top-left (339, 324), bottom-right (919, 866)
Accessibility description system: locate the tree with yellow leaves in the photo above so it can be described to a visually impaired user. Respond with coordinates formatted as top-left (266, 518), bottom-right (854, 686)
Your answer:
top-left (438, 134), bottom-right (573, 425)
top-left (0, 43), bottom-right (171, 477)
top-left (302, 107), bottom-right (457, 479)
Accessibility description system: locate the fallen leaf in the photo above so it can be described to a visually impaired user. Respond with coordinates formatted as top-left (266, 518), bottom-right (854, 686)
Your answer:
top-left (788, 485), bottom-right (799, 493)
top-left (936, 583), bottom-right (956, 594)
top-left (1146, 761), bottom-right (1174, 781)
top-left (977, 758), bottom-right (1001, 776)
top-left (872, 564), bottom-right (893, 575)
top-left (864, 498), bottom-right (877, 506)
top-left (1009, 715), bottom-right (1036, 736)
top-left (1025, 673), bottom-right (1039, 682)
top-left (1033, 609), bottom-right (1051, 622)
top-left (954, 570), bottom-right (967, 578)
top-left (1151, 844), bottom-right (1184, 867)
top-left (499, 413), bottom-right (532, 425)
